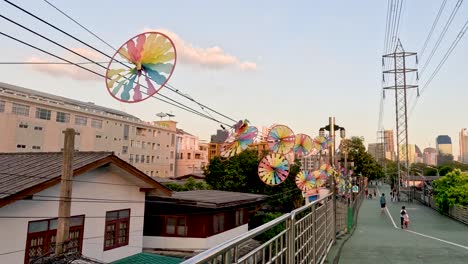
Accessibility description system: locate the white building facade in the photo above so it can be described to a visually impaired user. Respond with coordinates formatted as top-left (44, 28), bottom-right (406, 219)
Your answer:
top-left (175, 129), bottom-right (208, 177)
top-left (0, 82), bottom-right (178, 178)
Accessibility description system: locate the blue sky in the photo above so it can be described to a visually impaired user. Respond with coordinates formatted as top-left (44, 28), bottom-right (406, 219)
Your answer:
top-left (1, 0), bottom-right (467, 158)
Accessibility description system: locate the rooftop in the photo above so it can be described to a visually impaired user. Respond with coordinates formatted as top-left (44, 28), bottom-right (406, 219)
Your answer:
top-left (0, 151), bottom-right (172, 207)
top-left (112, 253), bottom-right (182, 264)
top-left (436, 135), bottom-right (452, 144)
top-left (149, 190), bottom-right (267, 208)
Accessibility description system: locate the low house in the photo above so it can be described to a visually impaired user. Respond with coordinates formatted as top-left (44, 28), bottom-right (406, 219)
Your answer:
top-left (143, 190), bottom-right (267, 251)
top-left (0, 152), bottom-right (172, 264)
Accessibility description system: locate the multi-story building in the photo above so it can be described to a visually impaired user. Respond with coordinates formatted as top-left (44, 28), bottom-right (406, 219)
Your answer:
top-left (384, 130), bottom-right (395, 161)
top-left (414, 145), bottom-right (423, 164)
top-left (368, 143), bottom-right (384, 162)
top-left (436, 135), bottom-right (453, 165)
top-left (459, 128), bottom-right (468, 164)
top-left (174, 129), bottom-right (208, 177)
top-left (208, 129), bottom-right (229, 160)
top-left (0, 82), bottom-right (177, 178)
top-left (398, 144), bottom-right (416, 164)
top-left (423, 147), bottom-right (437, 166)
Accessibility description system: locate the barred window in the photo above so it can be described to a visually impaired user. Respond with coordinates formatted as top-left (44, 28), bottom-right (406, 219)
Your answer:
top-left (75, 116), bottom-right (87, 126)
top-left (35, 108), bottom-right (51, 120)
top-left (56, 112), bottom-right (70, 123)
top-left (0, 100), bottom-right (5, 112)
top-left (91, 119), bottom-right (103, 129)
top-left (12, 103), bottom-right (29, 116)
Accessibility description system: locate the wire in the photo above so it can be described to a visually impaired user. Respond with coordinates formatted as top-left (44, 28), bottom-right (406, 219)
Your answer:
top-left (0, 31), bottom-right (232, 127)
top-left (409, 18), bottom-right (468, 118)
top-left (4, 0), bottom-right (238, 125)
top-left (419, 0), bottom-right (448, 59)
top-left (419, 0), bottom-right (463, 76)
top-left (41, 0), bottom-right (117, 52)
top-left (0, 61), bottom-right (110, 65)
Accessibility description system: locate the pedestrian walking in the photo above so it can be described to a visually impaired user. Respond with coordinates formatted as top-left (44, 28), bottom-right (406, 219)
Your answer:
top-left (400, 206), bottom-right (407, 228)
top-left (380, 193), bottom-right (386, 213)
top-left (373, 189), bottom-right (376, 198)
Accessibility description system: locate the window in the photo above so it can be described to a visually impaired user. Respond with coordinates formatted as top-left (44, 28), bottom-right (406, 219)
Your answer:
top-left (96, 135), bottom-right (102, 139)
top-left (179, 153), bottom-right (183, 159)
top-left (188, 153), bottom-right (191, 159)
top-left (129, 154), bottom-right (134, 163)
top-left (151, 156), bottom-right (154, 163)
top-left (152, 143), bottom-right (156, 150)
top-left (122, 146), bottom-right (128, 154)
top-left (0, 100), bottom-right (5, 112)
top-left (75, 116), bottom-right (87, 126)
top-left (135, 141), bottom-right (141, 148)
top-left (171, 134), bottom-right (175, 146)
top-left (34, 126), bottom-right (43, 131)
top-left (146, 155), bottom-right (150, 163)
top-left (142, 141), bottom-right (145, 149)
top-left (26, 216), bottom-right (84, 264)
top-left (123, 125), bottom-right (129, 140)
top-left (235, 209), bottom-right (244, 226)
top-left (56, 112), bottom-right (70, 123)
top-left (150, 171), bottom-right (154, 176)
top-left (135, 155), bottom-right (140, 163)
top-left (19, 123), bottom-right (28, 128)
top-left (130, 140), bottom-right (134, 147)
top-left (213, 214), bottom-right (225, 234)
top-left (165, 216), bottom-right (187, 236)
top-left (170, 163), bottom-right (174, 172)
top-left (32, 146), bottom-right (41, 150)
top-left (91, 119), bottom-right (103, 129)
top-left (35, 108), bottom-right (51, 120)
top-left (141, 155), bottom-right (145, 163)
top-left (16, 144), bottom-right (26, 149)
top-left (12, 103), bottom-right (29, 116)
top-left (104, 209), bottom-right (130, 251)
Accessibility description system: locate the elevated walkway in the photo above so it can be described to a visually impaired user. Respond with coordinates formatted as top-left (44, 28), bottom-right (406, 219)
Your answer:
top-left (339, 185), bottom-right (468, 264)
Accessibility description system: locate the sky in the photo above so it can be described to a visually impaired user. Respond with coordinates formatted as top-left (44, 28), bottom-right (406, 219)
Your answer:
top-left (1, 0), bottom-right (467, 158)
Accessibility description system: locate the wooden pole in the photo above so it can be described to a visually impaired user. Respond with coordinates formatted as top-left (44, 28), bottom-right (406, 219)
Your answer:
top-left (55, 128), bottom-right (75, 255)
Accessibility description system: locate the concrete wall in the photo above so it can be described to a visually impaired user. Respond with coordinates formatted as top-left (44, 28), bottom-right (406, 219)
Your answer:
top-left (143, 224), bottom-right (248, 250)
top-left (0, 166), bottom-right (146, 263)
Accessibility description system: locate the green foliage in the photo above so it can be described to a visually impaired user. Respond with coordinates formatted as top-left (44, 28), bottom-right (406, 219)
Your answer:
top-left (347, 137), bottom-right (384, 180)
top-left (250, 212), bottom-right (285, 243)
top-left (204, 149), bottom-right (303, 212)
top-left (163, 177), bottom-right (210, 191)
top-left (432, 169), bottom-right (468, 213)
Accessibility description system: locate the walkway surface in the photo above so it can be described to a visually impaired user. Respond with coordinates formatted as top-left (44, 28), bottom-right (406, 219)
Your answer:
top-left (339, 184), bottom-right (468, 264)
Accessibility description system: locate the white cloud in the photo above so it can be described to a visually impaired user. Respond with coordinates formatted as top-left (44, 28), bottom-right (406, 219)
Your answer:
top-left (27, 48), bottom-right (104, 81)
top-left (143, 28), bottom-right (257, 71)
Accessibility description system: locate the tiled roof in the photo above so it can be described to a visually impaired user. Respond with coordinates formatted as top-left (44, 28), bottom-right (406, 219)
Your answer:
top-left (112, 253), bottom-right (182, 264)
top-left (0, 152), bottom-right (113, 199)
top-left (0, 152), bottom-right (172, 203)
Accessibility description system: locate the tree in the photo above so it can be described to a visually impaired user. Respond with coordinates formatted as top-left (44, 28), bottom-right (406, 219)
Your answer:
top-left (347, 136), bottom-right (384, 180)
top-left (204, 149), bottom-right (303, 212)
top-left (163, 177), bottom-right (210, 191)
top-left (432, 169), bottom-right (468, 213)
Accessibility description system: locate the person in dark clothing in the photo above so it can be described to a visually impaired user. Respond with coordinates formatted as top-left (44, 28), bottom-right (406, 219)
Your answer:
top-left (400, 206), bottom-right (407, 228)
top-left (380, 193), bottom-right (386, 212)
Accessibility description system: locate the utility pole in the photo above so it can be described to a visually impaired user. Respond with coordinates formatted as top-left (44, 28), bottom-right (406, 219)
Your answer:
top-left (383, 40), bottom-right (418, 201)
top-left (329, 117), bottom-right (336, 243)
top-left (56, 128), bottom-right (75, 255)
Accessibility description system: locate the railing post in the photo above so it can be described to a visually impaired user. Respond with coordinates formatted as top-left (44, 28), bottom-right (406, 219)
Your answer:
top-left (312, 203), bottom-right (317, 264)
top-left (287, 213), bottom-right (296, 264)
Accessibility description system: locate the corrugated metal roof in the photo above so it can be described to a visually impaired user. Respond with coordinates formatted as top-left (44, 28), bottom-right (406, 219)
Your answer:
top-left (0, 82), bottom-right (139, 119)
top-left (0, 152), bottom-right (112, 199)
top-left (112, 253), bottom-right (182, 264)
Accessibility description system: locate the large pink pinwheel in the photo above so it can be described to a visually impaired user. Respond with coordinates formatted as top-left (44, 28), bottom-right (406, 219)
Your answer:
top-left (258, 153), bottom-right (290, 186)
top-left (106, 32), bottom-right (177, 103)
top-left (267, 125), bottom-right (295, 154)
top-left (295, 170), bottom-right (317, 192)
top-left (293, 133), bottom-right (313, 157)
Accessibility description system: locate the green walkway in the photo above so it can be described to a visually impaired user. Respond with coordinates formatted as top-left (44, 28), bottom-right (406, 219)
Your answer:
top-left (339, 185), bottom-right (468, 264)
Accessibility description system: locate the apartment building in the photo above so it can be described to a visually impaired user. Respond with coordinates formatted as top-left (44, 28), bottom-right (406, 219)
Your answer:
top-left (0, 82), bottom-right (177, 178)
top-left (174, 129), bottom-right (209, 177)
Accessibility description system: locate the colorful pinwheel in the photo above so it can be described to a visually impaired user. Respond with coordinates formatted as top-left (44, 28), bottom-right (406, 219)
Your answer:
top-left (312, 169), bottom-right (327, 187)
top-left (313, 135), bottom-right (332, 151)
top-left (320, 164), bottom-right (334, 178)
top-left (267, 125), bottom-right (295, 154)
top-left (293, 134), bottom-right (313, 157)
top-left (258, 153), bottom-right (290, 185)
top-left (221, 120), bottom-right (258, 158)
top-left (295, 170), bottom-right (317, 192)
top-left (106, 32), bottom-right (177, 103)
top-left (337, 177), bottom-right (346, 194)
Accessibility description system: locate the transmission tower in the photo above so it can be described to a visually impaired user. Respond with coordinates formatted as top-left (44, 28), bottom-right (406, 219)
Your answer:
top-left (382, 40), bottom-right (419, 199)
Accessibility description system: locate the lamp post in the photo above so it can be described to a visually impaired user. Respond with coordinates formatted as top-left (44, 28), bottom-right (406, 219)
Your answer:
top-left (319, 117), bottom-right (346, 242)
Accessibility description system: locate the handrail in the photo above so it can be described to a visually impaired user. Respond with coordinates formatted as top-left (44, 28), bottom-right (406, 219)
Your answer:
top-left (181, 192), bottom-right (334, 264)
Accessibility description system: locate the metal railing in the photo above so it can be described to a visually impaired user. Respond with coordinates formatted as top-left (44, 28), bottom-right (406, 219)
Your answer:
top-left (181, 194), bottom-right (336, 264)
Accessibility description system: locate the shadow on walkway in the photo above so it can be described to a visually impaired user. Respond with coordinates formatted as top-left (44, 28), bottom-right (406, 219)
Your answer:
top-left (339, 184), bottom-right (468, 264)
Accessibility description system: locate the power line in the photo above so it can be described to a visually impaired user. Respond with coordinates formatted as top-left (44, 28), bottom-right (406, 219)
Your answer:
top-left (0, 31), bottom-right (232, 127)
top-left (0, 61), bottom-right (110, 65)
top-left (419, 0), bottom-right (448, 59)
top-left (3, 0), bottom-right (238, 125)
top-left (419, 0), bottom-right (464, 76)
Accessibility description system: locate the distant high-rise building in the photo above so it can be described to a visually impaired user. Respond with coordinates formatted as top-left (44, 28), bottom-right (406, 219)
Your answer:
top-left (399, 144), bottom-right (416, 164)
top-left (436, 135), bottom-right (453, 165)
top-left (423, 147), bottom-right (437, 166)
top-left (384, 130), bottom-right (395, 160)
top-left (459, 128), bottom-right (468, 164)
top-left (414, 145), bottom-right (423, 163)
top-left (210, 129), bottom-right (228, 144)
top-left (368, 143), bottom-right (381, 161)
